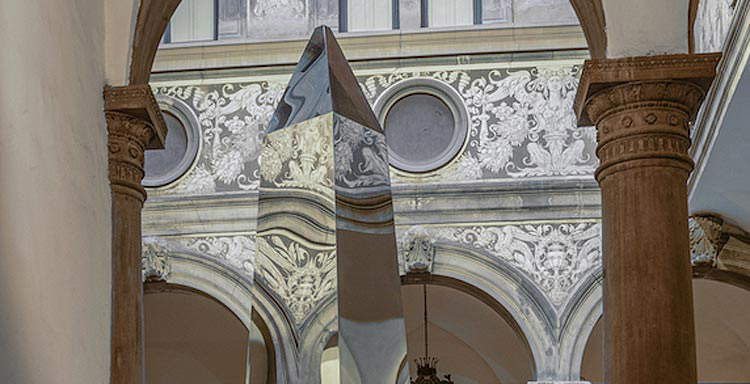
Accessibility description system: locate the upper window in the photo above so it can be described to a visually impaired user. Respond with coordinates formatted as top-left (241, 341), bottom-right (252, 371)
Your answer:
top-left (166, 0), bottom-right (217, 43)
top-left (160, 0), bottom-right (512, 45)
top-left (164, 0), bottom-right (252, 44)
top-left (340, 0), bottom-right (398, 32)
top-left (422, 0), bottom-right (510, 28)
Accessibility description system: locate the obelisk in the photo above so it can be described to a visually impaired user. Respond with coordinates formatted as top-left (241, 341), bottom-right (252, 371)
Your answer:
top-left (256, 26), bottom-right (409, 383)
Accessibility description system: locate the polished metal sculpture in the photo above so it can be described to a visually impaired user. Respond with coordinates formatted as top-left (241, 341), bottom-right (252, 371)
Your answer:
top-left (257, 25), bottom-right (409, 383)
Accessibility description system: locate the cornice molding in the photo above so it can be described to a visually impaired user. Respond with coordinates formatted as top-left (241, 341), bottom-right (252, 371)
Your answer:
top-left (152, 26), bottom-right (587, 73)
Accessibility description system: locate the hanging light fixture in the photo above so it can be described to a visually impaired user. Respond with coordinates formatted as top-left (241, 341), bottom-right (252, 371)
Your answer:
top-left (410, 284), bottom-right (454, 384)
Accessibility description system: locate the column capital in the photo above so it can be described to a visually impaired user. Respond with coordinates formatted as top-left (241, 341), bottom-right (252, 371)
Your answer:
top-left (574, 53), bottom-right (721, 126)
top-left (572, 54), bottom-right (721, 182)
top-left (104, 84), bottom-right (166, 149)
top-left (104, 85), bottom-right (167, 203)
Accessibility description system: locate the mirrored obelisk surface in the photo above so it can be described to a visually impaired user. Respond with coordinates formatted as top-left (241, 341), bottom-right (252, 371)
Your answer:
top-left (256, 26), bottom-right (408, 383)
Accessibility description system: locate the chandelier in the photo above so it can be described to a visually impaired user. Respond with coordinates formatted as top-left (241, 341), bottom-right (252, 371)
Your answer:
top-left (410, 284), bottom-right (455, 384)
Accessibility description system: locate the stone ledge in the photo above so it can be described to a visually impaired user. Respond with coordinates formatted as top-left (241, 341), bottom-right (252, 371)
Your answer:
top-left (153, 25), bottom-right (587, 73)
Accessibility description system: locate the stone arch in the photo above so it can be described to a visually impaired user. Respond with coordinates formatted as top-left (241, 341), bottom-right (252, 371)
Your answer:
top-left (577, 274), bottom-right (750, 383)
top-left (144, 243), bottom-right (300, 383)
top-left (400, 273), bottom-right (535, 366)
top-left (569, 0), bottom-right (607, 58)
top-left (401, 273), bottom-right (537, 382)
top-left (572, 255), bottom-right (750, 383)
top-left (425, 243), bottom-right (554, 380)
top-left (295, 242), bottom-right (547, 383)
top-left (129, 0), bottom-right (183, 85)
top-left (125, 0), bottom-right (614, 85)
top-left (557, 270), bottom-right (603, 381)
top-left (297, 295), bottom-right (338, 384)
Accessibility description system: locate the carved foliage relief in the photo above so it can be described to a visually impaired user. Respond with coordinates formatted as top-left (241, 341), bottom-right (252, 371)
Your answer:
top-left (184, 235), bottom-right (257, 277)
top-left (333, 115), bottom-right (392, 193)
top-left (256, 235), bottom-right (337, 325)
top-left (260, 115), bottom-right (335, 197)
top-left (153, 63), bottom-right (595, 196)
top-left (430, 221), bottom-right (602, 307)
top-left (361, 66), bottom-right (597, 181)
top-left (155, 83), bottom-right (284, 195)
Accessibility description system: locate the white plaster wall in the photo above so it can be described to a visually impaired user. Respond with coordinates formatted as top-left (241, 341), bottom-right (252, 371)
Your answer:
top-left (602, 0), bottom-right (689, 57)
top-left (105, 0), bottom-right (139, 85)
top-left (0, 0), bottom-right (112, 383)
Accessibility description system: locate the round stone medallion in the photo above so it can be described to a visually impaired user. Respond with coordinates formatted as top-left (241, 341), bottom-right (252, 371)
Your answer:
top-left (375, 79), bottom-right (468, 174)
top-left (143, 97), bottom-right (201, 187)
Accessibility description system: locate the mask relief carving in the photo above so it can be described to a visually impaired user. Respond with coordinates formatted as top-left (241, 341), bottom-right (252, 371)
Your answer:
top-left (400, 226), bottom-right (436, 274)
top-left (142, 239), bottom-right (172, 281)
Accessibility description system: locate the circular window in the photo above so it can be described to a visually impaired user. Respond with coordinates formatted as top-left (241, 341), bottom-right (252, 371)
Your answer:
top-left (143, 97), bottom-right (200, 187)
top-left (375, 79), bottom-right (468, 174)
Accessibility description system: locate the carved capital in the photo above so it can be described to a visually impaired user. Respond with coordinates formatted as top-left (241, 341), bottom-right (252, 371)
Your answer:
top-left (573, 54), bottom-right (721, 182)
top-left (104, 85), bottom-right (166, 149)
top-left (689, 213), bottom-right (750, 277)
top-left (106, 112), bottom-right (151, 202)
top-left (575, 54), bottom-right (721, 126)
top-left (104, 85), bottom-right (167, 203)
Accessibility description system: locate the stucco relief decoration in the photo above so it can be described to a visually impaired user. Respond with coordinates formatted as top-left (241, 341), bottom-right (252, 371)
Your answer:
top-left (399, 226), bottom-right (436, 274)
top-left (361, 66), bottom-right (597, 182)
top-left (261, 117), bottom-right (334, 196)
top-left (142, 239), bottom-right (172, 281)
top-left (156, 82), bottom-right (284, 194)
top-left (461, 67), bottom-right (595, 177)
top-left (695, 0), bottom-right (736, 53)
top-left (434, 222), bottom-right (601, 306)
top-left (152, 64), bottom-right (596, 196)
top-left (185, 235), bottom-right (256, 277)
top-left (256, 235), bottom-right (337, 324)
top-left (333, 116), bottom-right (391, 190)
top-left (253, 0), bottom-right (306, 18)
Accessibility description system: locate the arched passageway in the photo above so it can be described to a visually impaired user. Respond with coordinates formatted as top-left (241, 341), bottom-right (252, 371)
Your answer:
top-left (581, 278), bottom-right (750, 383)
top-left (144, 285), bottom-right (272, 384)
top-left (401, 283), bottom-right (535, 384)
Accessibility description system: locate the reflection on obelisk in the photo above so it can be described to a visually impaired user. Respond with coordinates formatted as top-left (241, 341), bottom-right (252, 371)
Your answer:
top-left (256, 26), bottom-right (409, 383)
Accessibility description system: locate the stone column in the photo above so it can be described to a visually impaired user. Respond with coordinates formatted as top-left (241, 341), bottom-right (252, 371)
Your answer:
top-left (104, 85), bottom-right (166, 384)
top-left (574, 54), bottom-right (720, 384)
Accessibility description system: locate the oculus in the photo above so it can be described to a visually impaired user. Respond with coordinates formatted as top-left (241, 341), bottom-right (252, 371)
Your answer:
top-left (375, 78), bottom-right (469, 174)
top-left (144, 97), bottom-right (201, 187)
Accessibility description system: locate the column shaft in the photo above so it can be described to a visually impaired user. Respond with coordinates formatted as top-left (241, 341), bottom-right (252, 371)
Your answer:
top-left (575, 54), bottom-right (720, 384)
top-left (597, 91), bottom-right (696, 384)
top-left (104, 86), bottom-right (166, 384)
